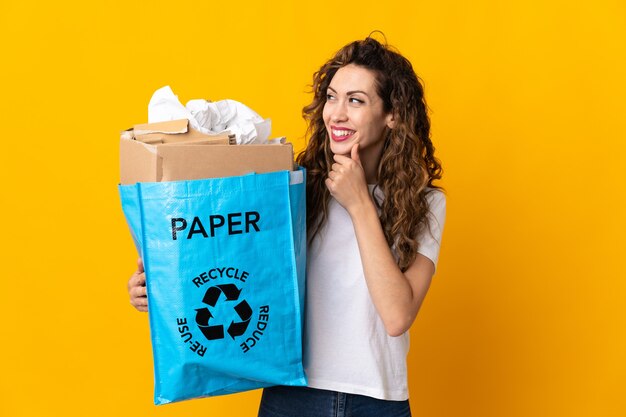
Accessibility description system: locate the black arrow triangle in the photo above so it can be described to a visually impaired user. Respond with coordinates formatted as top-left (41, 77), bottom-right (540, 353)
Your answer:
top-left (198, 324), bottom-right (224, 340)
top-left (217, 284), bottom-right (242, 300)
top-left (195, 307), bottom-right (213, 326)
top-left (202, 286), bottom-right (222, 307)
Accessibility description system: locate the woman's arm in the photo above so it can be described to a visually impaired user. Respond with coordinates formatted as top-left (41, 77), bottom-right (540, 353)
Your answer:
top-left (326, 144), bottom-right (436, 336)
top-left (349, 201), bottom-right (434, 336)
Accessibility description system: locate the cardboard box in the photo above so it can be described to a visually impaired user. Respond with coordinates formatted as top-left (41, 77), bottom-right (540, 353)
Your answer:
top-left (120, 119), bottom-right (294, 184)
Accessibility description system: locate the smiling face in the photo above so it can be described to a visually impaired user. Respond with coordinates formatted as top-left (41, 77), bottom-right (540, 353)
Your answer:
top-left (323, 64), bottom-right (395, 173)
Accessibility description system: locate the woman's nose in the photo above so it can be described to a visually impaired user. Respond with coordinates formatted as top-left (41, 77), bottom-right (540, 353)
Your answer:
top-left (330, 101), bottom-right (348, 122)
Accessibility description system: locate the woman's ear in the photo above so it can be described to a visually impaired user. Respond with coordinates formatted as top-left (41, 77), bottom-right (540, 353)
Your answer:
top-left (385, 112), bottom-right (396, 129)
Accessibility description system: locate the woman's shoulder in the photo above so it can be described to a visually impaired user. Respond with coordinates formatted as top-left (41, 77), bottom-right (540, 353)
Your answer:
top-left (418, 188), bottom-right (446, 262)
top-left (424, 187), bottom-right (446, 210)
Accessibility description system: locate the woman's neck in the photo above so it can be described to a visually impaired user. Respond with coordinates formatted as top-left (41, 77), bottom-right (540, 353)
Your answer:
top-left (359, 142), bottom-right (385, 184)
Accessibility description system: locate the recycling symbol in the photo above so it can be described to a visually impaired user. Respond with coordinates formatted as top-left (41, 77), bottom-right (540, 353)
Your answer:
top-left (195, 284), bottom-right (252, 341)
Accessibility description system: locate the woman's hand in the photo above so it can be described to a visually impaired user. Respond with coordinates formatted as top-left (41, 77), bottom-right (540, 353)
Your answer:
top-left (325, 144), bottom-right (372, 214)
top-left (128, 257), bottom-right (148, 312)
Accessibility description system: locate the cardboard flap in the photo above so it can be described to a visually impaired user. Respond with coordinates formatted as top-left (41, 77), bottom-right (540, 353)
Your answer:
top-left (133, 119), bottom-right (189, 135)
top-left (158, 134), bottom-right (235, 146)
top-left (156, 143), bottom-right (294, 181)
top-left (132, 119), bottom-right (235, 145)
top-left (120, 137), bottom-right (159, 184)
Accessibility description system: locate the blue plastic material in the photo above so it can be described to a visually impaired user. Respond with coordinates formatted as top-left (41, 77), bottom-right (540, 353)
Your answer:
top-left (119, 168), bottom-right (307, 404)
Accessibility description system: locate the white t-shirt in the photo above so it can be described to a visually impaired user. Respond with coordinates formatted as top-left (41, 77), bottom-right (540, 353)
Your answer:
top-left (304, 186), bottom-right (446, 401)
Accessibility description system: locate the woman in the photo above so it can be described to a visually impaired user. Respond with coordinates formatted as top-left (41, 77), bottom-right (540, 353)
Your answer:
top-left (129, 35), bottom-right (446, 417)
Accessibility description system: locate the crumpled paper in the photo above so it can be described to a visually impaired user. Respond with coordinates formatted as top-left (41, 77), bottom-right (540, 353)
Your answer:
top-left (148, 86), bottom-right (272, 145)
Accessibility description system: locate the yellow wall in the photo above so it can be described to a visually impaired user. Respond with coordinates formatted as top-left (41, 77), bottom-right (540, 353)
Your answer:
top-left (1, 1), bottom-right (624, 416)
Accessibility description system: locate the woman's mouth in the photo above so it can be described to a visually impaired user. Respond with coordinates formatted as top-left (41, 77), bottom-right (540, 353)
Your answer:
top-left (330, 127), bottom-right (356, 142)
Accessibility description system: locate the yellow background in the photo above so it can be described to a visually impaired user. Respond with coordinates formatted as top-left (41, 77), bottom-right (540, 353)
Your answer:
top-left (0, 0), bottom-right (624, 416)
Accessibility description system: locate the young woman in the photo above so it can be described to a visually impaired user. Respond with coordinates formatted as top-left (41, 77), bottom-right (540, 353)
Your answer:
top-left (128, 35), bottom-right (446, 417)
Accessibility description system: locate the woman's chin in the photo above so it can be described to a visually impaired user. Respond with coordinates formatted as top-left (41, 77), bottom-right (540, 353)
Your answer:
top-left (330, 141), bottom-right (353, 156)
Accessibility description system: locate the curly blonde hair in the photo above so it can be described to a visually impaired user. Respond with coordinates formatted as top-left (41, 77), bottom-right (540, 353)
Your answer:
top-left (296, 35), bottom-right (445, 271)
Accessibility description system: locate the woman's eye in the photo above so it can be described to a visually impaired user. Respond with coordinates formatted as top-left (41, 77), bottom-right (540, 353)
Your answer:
top-left (349, 97), bottom-right (364, 104)
top-left (326, 93), bottom-right (335, 100)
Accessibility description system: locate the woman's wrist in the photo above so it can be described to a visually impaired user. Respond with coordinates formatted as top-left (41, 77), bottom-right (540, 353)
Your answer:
top-left (347, 193), bottom-right (377, 220)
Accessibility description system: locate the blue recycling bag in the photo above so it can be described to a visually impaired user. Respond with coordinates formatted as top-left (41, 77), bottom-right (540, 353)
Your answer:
top-left (119, 168), bottom-right (307, 404)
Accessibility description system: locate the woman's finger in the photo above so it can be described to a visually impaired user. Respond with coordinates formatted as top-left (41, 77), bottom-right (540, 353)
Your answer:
top-left (136, 273), bottom-right (146, 285)
top-left (333, 154), bottom-right (351, 164)
top-left (331, 162), bottom-right (343, 173)
top-left (130, 285), bottom-right (147, 298)
top-left (128, 272), bottom-right (146, 288)
top-left (131, 298), bottom-right (148, 312)
top-left (325, 177), bottom-right (335, 193)
top-left (132, 295), bottom-right (148, 306)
